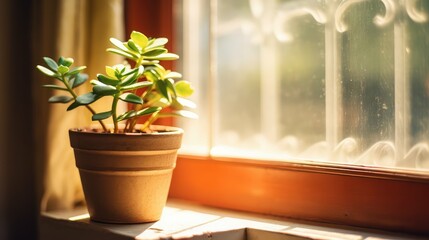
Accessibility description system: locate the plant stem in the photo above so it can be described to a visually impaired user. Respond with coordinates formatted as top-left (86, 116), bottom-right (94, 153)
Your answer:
top-left (112, 93), bottom-right (120, 133)
top-left (141, 111), bottom-right (160, 132)
top-left (62, 75), bottom-right (108, 132)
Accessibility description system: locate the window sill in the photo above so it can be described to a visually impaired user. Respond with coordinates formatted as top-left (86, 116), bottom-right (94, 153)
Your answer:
top-left (39, 200), bottom-right (422, 240)
top-left (169, 155), bottom-right (429, 235)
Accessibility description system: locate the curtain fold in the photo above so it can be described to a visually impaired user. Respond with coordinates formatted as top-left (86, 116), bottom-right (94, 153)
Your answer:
top-left (33, 0), bottom-right (124, 211)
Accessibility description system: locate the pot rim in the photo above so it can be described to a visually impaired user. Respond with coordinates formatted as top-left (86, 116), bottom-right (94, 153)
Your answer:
top-left (69, 124), bottom-right (184, 151)
top-left (69, 124), bottom-right (184, 136)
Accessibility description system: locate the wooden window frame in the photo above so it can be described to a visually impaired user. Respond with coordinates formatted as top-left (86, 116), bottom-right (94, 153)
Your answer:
top-left (126, 0), bottom-right (429, 236)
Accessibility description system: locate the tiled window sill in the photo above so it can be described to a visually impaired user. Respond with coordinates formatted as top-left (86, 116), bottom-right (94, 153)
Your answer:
top-left (39, 200), bottom-right (424, 240)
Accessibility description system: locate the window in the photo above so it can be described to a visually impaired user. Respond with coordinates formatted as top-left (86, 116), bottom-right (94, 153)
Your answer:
top-left (177, 0), bottom-right (429, 171)
top-left (170, 0), bottom-right (429, 235)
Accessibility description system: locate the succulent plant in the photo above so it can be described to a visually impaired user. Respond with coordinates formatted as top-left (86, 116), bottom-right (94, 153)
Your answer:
top-left (37, 31), bottom-right (196, 133)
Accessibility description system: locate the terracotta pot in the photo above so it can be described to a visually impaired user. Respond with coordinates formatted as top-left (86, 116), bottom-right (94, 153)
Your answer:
top-left (69, 125), bottom-right (183, 223)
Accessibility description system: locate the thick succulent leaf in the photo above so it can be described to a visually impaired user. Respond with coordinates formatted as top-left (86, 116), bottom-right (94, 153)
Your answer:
top-left (119, 93), bottom-right (143, 104)
top-left (48, 95), bottom-right (73, 103)
top-left (107, 48), bottom-right (139, 60)
top-left (92, 111), bottom-right (112, 121)
top-left (72, 73), bottom-right (88, 88)
top-left (122, 66), bottom-right (144, 76)
top-left (177, 97), bottom-right (197, 108)
top-left (93, 85), bottom-right (118, 96)
top-left (76, 92), bottom-right (99, 105)
top-left (135, 107), bottom-right (161, 117)
top-left (147, 38), bottom-right (168, 49)
top-left (120, 73), bottom-right (138, 87)
top-left (117, 110), bottom-right (136, 122)
top-left (151, 97), bottom-right (170, 108)
top-left (159, 110), bottom-right (198, 119)
top-left (58, 65), bottom-right (69, 74)
top-left (144, 70), bottom-right (158, 82)
top-left (127, 40), bottom-right (141, 52)
top-left (156, 80), bottom-right (170, 102)
top-left (96, 74), bottom-right (119, 86)
top-left (37, 65), bottom-right (56, 77)
top-left (165, 71), bottom-right (182, 79)
top-left (58, 57), bottom-right (74, 67)
top-left (175, 80), bottom-right (194, 97)
top-left (171, 97), bottom-right (197, 110)
top-left (67, 101), bottom-right (81, 111)
top-left (143, 48), bottom-right (167, 57)
top-left (141, 60), bottom-right (159, 65)
top-left (147, 67), bottom-right (163, 79)
top-left (109, 38), bottom-right (130, 52)
top-left (121, 81), bottom-right (152, 91)
top-left (67, 66), bottom-right (87, 76)
top-left (131, 31), bottom-right (148, 49)
top-left (43, 57), bottom-right (58, 71)
top-left (105, 66), bottom-right (116, 78)
top-left (145, 53), bottom-right (179, 60)
top-left (42, 84), bottom-right (67, 91)
top-left (165, 78), bottom-right (177, 98)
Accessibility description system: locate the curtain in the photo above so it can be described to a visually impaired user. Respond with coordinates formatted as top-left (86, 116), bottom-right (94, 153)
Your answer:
top-left (33, 0), bottom-right (125, 211)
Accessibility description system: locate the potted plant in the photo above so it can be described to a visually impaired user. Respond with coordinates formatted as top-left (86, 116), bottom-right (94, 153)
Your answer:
top-left (36, 31), bottom-right (197, 223)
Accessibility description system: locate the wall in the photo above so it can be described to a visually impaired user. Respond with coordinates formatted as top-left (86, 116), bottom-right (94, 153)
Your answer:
top-left (0, 0), bottom-right (38, 239)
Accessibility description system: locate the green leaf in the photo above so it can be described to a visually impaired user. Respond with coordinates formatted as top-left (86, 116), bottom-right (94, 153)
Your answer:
top-left (127, 40), bottom-right (141, 52)
top-left (67, 66), bottom-right (87, 76)
top-left (166, 78), bottom-right (177, 98)
top-left (97, 74), bottom-right (119, 86)
top-left (143, 48), bottom-right (167, 57)
top-left (131, 31), bottom-right (148, 49)
top-left (36, 65), bottom-right (56, 77)
top-left (67, 101), bottom-right (81, 111)
top-left (58, 57), bottom-right (74, 67)
top-left (177, 97), bottom-right (197, 108)
top-left (58, 65), bottom-right (69, 74)
top-left (109, 38), bottom-right (130, 52)
top-left (122, 66), bottom-right (139, 76)
top-left (145, 53), bottom-right (179, 60)
top-left (141, 60), bottom-right (159, 65)
top-left (165, 71), bottom-right (182, 79)
top-left (159, 110), bottom-right (198, 119)
top-left (48, 95), bottom-right (73, 103)
top-left (171, 97), bottom-right (197, 110)
top-left (72, 73), bottom-right (88, 88)
top-left (105, 66), bottom-right (116, 78)
top-left (119, 93), bottom-right (143, 104)
top-left (175, 81), bottom-right (194, 97)
top-left (120, 73), bottom-right (138, 87)
top-left (117, 110), bottom-right (136, 122)
top-left (92, 111), bottom-right (112, 121)
top-left (156, 80), bottom-right (170, 101)
top-left (43, 57), bottom-right (58, 71)
top-left (147, 38), bottom-right (168, 49)
top-left (93, 85), bottom-right (118, 96)
top-left (76, 92), bottom-right (99, 105)
top-left (135, 107), bottom-right (161, 117)
top-left (107, 48), bottom-right (139, 60)
top-left (121, 81), bottom-right (152, 91)
top-left (42, 84), bottom-right (67, 91)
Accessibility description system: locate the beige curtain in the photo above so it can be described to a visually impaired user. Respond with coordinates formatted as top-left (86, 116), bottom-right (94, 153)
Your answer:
top-left (33, 0), bottom-right (125, 211)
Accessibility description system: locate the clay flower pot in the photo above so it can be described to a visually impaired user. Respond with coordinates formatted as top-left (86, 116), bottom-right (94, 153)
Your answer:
top-left (69, 125), bottom-right (183, 223)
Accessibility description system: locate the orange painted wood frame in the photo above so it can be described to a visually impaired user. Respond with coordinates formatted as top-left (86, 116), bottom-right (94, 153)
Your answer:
top-left (169, 155), bottom-right (429, 236)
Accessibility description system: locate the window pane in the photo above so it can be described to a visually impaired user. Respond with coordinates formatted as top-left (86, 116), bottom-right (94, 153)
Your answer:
top-left (178, 0), bottom-right (429, 171)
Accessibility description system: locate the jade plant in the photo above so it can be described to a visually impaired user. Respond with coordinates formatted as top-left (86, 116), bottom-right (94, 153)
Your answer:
top-left (37, 31), bottom-right (196, 133)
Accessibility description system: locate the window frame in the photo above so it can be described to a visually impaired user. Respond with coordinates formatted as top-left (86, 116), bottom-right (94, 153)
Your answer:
top-left (126, 0), bottom-right (429, 236)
